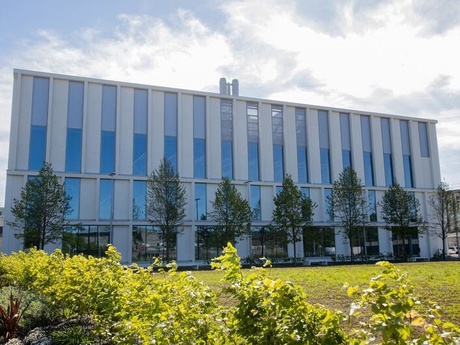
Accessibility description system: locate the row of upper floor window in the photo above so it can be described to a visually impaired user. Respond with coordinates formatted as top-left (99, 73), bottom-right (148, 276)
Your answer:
top-left (25, 76), bottom-right (433, 189)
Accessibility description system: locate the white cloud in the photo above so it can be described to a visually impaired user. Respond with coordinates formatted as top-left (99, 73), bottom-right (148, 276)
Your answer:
top-left (1, 0), bottom-right (460, 202)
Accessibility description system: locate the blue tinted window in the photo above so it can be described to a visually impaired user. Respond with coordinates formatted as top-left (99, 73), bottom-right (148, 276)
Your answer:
top-left (250, 185), bottom-right (261, 221)
top-left (195, 183), bottom-right (207, 220)
top-left (66, 128), bottom-right (82, 173)
top-left (383, 153), bottom-right (393, 186)
top-left (164, 93), bottom-right (177, 136)
top-left (418, 122), bottom-right (429, 157)
top-left (273, 144), bottom-right (284, 182)
top-left (248, 142), bottom-right (259, 181)
top-left (165, 136), bottom-right (177, 173)
top-left (301, 187), bottom-right (310, 198)
top-left (403, 155), bottom-right (413, 188)
top-left (67, 81), bottom-right (84, 128)
top-left (320, 148), bottom-right (331, 184)
top-left (276, 185), bottom-right (282, 195)
top-left (363, 152), bottom-right (374, 186)
top-left (65, 178), bottom-right (80, 220)
top-left (133, 133), bottom-right (147, 176)
top-left (31, 77), bottom-right (49, 126)
top-left (134, 89), bottom-right (148, 175)
top-left (100, 131), bottom-right (115, 174)
top-left (221, 140), bottom-right (233, 179)
top-left (324, 188), bottom-right (332, 221)
top-left (368, 190), bottom-right (377, 222)
top-left (194, 138), bottom-right (206, 178)
top-left (99, 179), bottom-right (113, 220)
top-left (29, 126), bottom-right (47, 170)
top-left (133, 181), bottom-right (146, 220)
top-left (342, 150), bottom-right (352, 169)
top-left (297, 147), bottom-right (308, 183)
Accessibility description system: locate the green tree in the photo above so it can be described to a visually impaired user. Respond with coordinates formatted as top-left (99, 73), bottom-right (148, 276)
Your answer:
top-left (380, 181), bottom-right (424, 261)
top-left (327, 167), bottom-right (368, 262)
top-left (8, 162), bottom-right (72, 250)
top-left (428, 181), bottom-right (456, 260)
top-left (272, 175), bottom-right (317, 263)
top-left (208, 178), bottom-right (252, 248)
top-left (146, 158), bottom-right (187, 263)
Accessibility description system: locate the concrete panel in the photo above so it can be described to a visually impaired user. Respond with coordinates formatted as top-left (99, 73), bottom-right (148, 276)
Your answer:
top-left (391, 118), bottom-right (404, 185)
top-left (179, 93), bottom-right (193, 178)
top-left (49, 79), bottom-right (68, 172)
top-left (80, 178), bottom-right (97, 220)
top-left (233, 100), bottom-right (248, 181)
top-left (329, 111), bottom-right (342, 181)
top-left (306, 109), bottom-right (321, 184)
top-left (284, 106), bottom-right (297, 179)
top-left (113, 225), bottom-right (131, 264)
top-left (350, 113), bottom-right (364, 181)
top-left (119, 87), bottom-right (134, 175)
top-left (84, 83), bottom-right (102, 174)
top-left (114, 179), bottom-right (130, 220)
top-left (259, 103), bottom-right (273, 182)
top-left (371, 116), bottom-right (385, 187)
top-left (150, 91), bottom-right (164, 171)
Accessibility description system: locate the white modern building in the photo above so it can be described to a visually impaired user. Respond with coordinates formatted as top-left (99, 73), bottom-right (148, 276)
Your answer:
top-left (3, 69), bottom-right (443, 264)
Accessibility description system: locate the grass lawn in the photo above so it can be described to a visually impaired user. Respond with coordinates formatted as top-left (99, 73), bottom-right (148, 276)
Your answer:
top-left (193, 261), bottom-right (460, 325)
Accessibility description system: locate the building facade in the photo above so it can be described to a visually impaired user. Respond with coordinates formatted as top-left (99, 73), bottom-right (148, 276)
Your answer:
top-left (3, 69), bottom-right (442, 264)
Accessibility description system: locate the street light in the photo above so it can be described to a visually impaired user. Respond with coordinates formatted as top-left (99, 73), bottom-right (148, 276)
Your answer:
top-left (195, 198), bottom-right (200, 221)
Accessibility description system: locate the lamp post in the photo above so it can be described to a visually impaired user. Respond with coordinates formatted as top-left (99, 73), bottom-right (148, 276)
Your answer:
top-left (109, 172), bottom-right (115, 246)
top-left (195, 198), bottom-right (200, 221)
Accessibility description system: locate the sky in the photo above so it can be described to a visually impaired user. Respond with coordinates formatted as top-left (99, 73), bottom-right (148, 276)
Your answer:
top-left (1, 0), bottom-right (460, 204)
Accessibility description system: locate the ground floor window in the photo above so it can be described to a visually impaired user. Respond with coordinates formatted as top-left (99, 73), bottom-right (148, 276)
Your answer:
top-left (132, 225), bottom-right (177, 262)
top-left (392, 227), bottom-right (420, 258)
top-left (195, 226), bottom-right (222, 261)
top-left (303, 227), bottom-right (335, 257)
top-left (354, 227), bottom-right (379, 257)
top-left (251, 226), bottom-right (288, 259)
top-left (63, 225), bottom-right (110, 257)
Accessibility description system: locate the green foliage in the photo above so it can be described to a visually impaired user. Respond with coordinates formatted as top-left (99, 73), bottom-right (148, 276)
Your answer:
top-left (0, 244), bottom-right (459, 344)
top-left (7, 162), bottom-right (73, 249)
top-left (0, 290), bottom-right (24, 341)
top-left (212, 243), bottom-right (348, 344)
top-left (346, 261), bottom-right (460, 344)
top-left (272, 174), bottom-right (317, 262)
top-left (380, 182), bottom-right (423, 261)
top-left (147, 158), bottom-right (187, 262)
top-left (208, 178), bottom-right (253, 245)
top-left (328, 167), bottom-right (368, 261)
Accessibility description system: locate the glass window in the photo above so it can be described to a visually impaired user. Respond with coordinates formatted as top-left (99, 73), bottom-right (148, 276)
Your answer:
top-left (29, 126), bottom-right (47, 170)
top-left (133, 181), bottom-right (146, 220)
top-left (194, 138), bottom-right (206, 178)
top-left (63, 225), bottom-right (109, 257)
top-left (296, 108), bottom-right (308, 183)
top-left (195, 183), bottom-right (207, 221)
top-left (400, 120), bottom-right (413, 188)
top-left (100, 85), bottom-right (116, 174)
top-left (361, 116), bottom-right (374, 186)
top-left (164, 93), bottom-right (178, 171)
top-left (132, 226), bottom-right (176, 262)
top-left (320, 148), bottom-right (331, 184)
top-left (221, 99), bottom-right (233, 179)
top-left (324, 188), bottom-right (332, 221)
top-left (273, 145), bottom-right (284, 182)
top-left (65, 178), bottom-right (80, 220)
top-left (318, 110), bottom-right (331, 184)
top-left (247, 102), bottom-right (259, 181)
top-left (383, 153), bottom-right (394, 187)
top-left (250, 185), bottom-right (261, 221)
top-left (301, 187), bottom-right (310, 198)
top-left (418, 122), bottom-right (429, 157)
top-left (221, 140), bottom-right (233, 179)
top-left (66, 129), bottom-right (82, 173)
top-left (363, 152), bottom-right (374, 186)
top-left (272, 105), bottom-right (284, 182)
top-left (248, 142), bottom-right (259, 181)
top-left (381, 118), bottom-right (393, 187)
top-left (194, 96), bottom-right (206, 178)
top-left (303, 227), bottom-right (335, 257)
top-left (66, 82), bottom-right (84, 173)
top-left (100, 131), bottom-right (115, 174)
top-left (164, 136), bottom-right (177, 173)
top-left (368, 190), bottom-right (377, 222)
top-left (133, 89), bottom-right (148, 176)
top-left (99, 179), bottom-right (114, 220)
top-left (29, 77), bottom-right (50, 170)
top-left (340, 113), bottom-right (352, 169)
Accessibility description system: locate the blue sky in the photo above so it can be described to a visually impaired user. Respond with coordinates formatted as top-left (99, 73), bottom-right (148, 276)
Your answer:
top-left (1, 0), bottom-right (460, 203)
